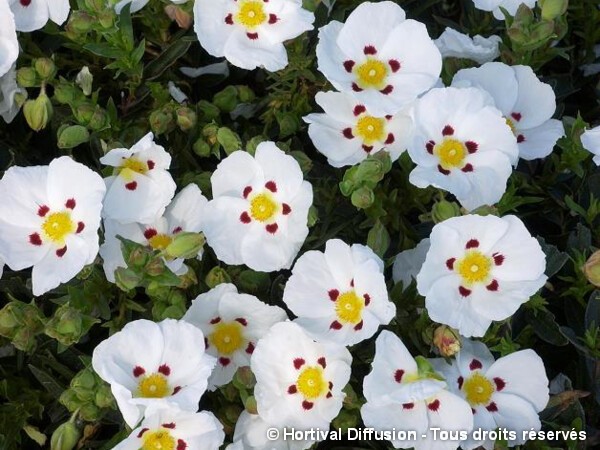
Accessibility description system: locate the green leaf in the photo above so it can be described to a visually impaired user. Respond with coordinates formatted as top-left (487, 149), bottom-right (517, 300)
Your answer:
top-left (145, 38), bottom-right (192, 80)
top-left (118, 3), bottom-right (134, 51)
top-left (83, 44), bottom-right (125, 59)
top-left (27, 365), bottom-right (65, 399)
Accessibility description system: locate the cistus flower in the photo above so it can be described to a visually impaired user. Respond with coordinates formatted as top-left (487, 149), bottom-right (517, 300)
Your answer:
top-left (100, 184), bottom-right (207, 282)
top-left (113, 406), bottom-right (225, 450)
top-left (434, 28), bottom-right (501, 64)
top-left (0, 156), bottom-right (105, 296)
top-left (417, 214), bottom-right (547, 337)
top-left (316, 1), bottom-right (441, 116)
top-left (392, 238), bottom-right (430, 290)
top-left (182, 283), bottom-right (287, 389)
top-left (251, 322), bottom-right (352, 430)
top-left (473, 0), bottom-right (537, 20)
top-left (361, 331), bottom-right (473, 450)
top-left (283, 239), bottom-right (396, 346)
top-left (193, 0), bottom-right (315, 72)
top-left (0, 65), bottom-right (26, 123)
top-left (407, 87), bottom-right (518, 211)
top-left (303, 91), bottom-right (413, 168)
top-left (452, 62), bottom-right (564, 160)
top-left (9, 0), bottom-right (71, 32)
top-left (202, 142), bottom-right (313, 272)
top-left (430, 339), bottom-right (549, 450)
top-left (0, 0), bottom-right (18, 77)
top-left (92, 319), bottom-right (216, 427)
top-left (100, 132), bottom-right (177, 224)
top-left (580, 125), bottom-right (600, 165)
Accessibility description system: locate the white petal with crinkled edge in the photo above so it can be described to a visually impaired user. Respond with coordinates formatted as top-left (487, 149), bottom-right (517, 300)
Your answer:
top-left (581, 125), bottom-right (600, 165)
top-left (9, 0), bottom-right (70, 32)
top-left (0, 1), bottom-right (18, 77)
top-left (0, 65), bottom-right (26, 123)
top-left (393, 238), bottom-right (431, 289)
top-left (229, 411), bottom-right (314, 450)
top-left (517, 118), bottom-right (564, 160)
top-left (434, 28), bottom-right (501, 64)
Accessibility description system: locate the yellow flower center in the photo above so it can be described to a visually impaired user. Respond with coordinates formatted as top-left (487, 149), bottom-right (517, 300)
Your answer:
top-left (137, 373), bottom-right (171, 398)
top-left (118, 157), bottom-right (148, 181)
top-left (41, 212), bottom-right (76, 245)
top-left (209, 322), bottom-right (244, 355)
top-left (249, 193), bottom-right (278, 222)
top-left (435, 139), bottom-right (467, 170)
top-left (354, 116), bottom-right (386, 144)
top-left (236, 0), bottom-right (267, 28)
top-left (456, 250), bottom-right (493, 286)
top-left (148, 234), bottom-right (173, 250)
top-left (335, 291), bottom-right (364, 325)
top-left (505, 117), bottom-right (516, 135)
top-left (463, 372), bottom-right (495, 406)
top-left (354, 59), bottom-right (388, 89)
top-left (142, 430), bottom-right (176, 450)
top-left (296, 366), bottom-right (327, 400)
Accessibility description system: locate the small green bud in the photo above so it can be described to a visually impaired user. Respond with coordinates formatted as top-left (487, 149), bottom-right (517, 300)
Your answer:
top-left (53, 83), bottom-right (81, 105)
top-left (34, 58), bottom-right (57, 81)
top-left (75, 66), bottom-right (93, 96)
top-left (217, 127), bottom-right (242, 155)
top-left (243, 395), bottom-right (258, 414)
top-left (145, 257), bottom-right (167, 277)
top-left (197, 100), bottom-right (220, 121)
top-left (88, 107), bottom-right (110, 131)
top-left (0, 305), bottom-right (19, 332)
top-left (66, 11), bottom-right (95, 34)
top-left (431, 199), bottom-right (461, 223)
top-left (50, 422), bottom-right (80, 450)
top-left (202, 123), bottom-right (219, 145)
top-left (415, 355), bottom-right (444, 380)
top-left (17, 67), bottom-right (39, 88)
top-left (72, 368), bottom-right (96, 390)
top-left (98, 10), bottom-right (116, 29)
top-left (23, 92), bottom-right (53, 131)
top-left (84, 0), bottom-right (105, 12)
top-left (351, 186), bottom-right (375, 209)
top-left (205, 266), bottom-right (231, 288)
top-left (165, 232), bottom-right (205, 259)
top-left (95, 385), bottom-right (115, 409)
top-left (149, 109), bottom-right (174, 135)
top-left (276, 112), bottom-right (299, 138)
top-left (74, 103), bottom-right (95, 125)
top-left (57, 125), bottom-right (90, 149)
top-left (193, 138), bottom-right (211, 157)
top-left (234, 366), bottom-right (256, 389)
top-left (236, 85), bottom-right (256, 103)
top-left (213, 85), bottom-right (239, 112)
top-left (176, 106), bottom-right (197, 132)
top-left (79, 403), bottom-right (101, 421)
top-left (584, 250), bottom-right (600, 287)
top-left (539, 0), bottom-right (568, 20)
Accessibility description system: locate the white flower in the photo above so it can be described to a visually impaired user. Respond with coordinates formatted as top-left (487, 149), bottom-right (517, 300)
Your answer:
top-left (361, 331), bottom-right (473, 450)
top-left (202, 142), bottom-right (313, 272)
top-left (430, 339), bottom-right (549, 450)
top-left (182, 283), bottom-right (287, 389)
top-left (283, 239), bottom-right (396, 346)
top-left (417, 214), bottom-right (547, 337)
top-left (434, 28), bottom-right (501, 64)
top-left (100, 132), bottom-right (177, 225)
top-left (452, 62), bottom-right (564, 160)
top-left (193, 0), bottom-right (314, 72)
top-left (407, 86), bottom-right (518, 211)
top-left (0, 0), bottom-right (18, 77)
top-left (100, 184), bottom-right (207, 282)
top-left (473, 0), bottom-right (537, 20)
top-left (392, 238), bottom-right (430, 289)
top-left (0, 157), bottom-right (105, 296)
top-left (303, 91), bottom-right (413, 167)
top-left (0, 65), bottom-right (26, 123)
top-left (113, 406), bottom-right (224, 450)
top-left (581, 125), bottom-right (600, 165)
top-left (316, 1), bottom-right (441, 116)
top-left (92, 319), bottom-right (216, 427)
top-left (228, 411), bottom-right (314, 450)
top-left (9, 0), bottom-right (70, 32)
top-left (251, 322), bottom-right (352, 430)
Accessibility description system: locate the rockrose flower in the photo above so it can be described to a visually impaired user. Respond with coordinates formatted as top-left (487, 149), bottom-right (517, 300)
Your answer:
top-left (202, 142), bottom-right (313, 272)
top-left (407, 86), bottom-right (518, 211)
top-left (304, 91), bottom-right (413, 167)
top-left (283, 239), bottom-right (396, 346)
top-left (92, 319), bottom-right (216, 427)
top-left (430, 339), bottom-right (549, 450)
top-left (194, 0), bottom-right (314, 72)
top-left (361, 331), bottom-right (473, 450)
top-left (417, 214), bottom-right (547, 337)
top-left (0, 0), bottom-right (18, 77)
top-left (0, 156), bottom-right (105, 296)
top-left (316, 1), bottom-right (441, 116)
top-left (453, 62), bottom-right (564, 160)
top-left (9, 0), bottom-right (70, 32)
top-left (251, 322), bottom-right (352, 429)
top-left (182, 283), bottom-right (287, 389)
top-left (100, 132), bottom-right (177, 225)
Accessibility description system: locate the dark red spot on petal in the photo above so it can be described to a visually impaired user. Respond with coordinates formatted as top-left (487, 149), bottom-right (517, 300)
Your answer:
top-left (461, 163), bottom-right (474, 173)
top-left (511, 112), bottom-right (522, 122)
top-left (384, 133), bottom-right (395, 145)
top-left (235, 317), bottom-right (248, 326)
top-left (388, 59), bottom-right (400, 72)
top-left (459, 286), bottom-right (472, 297)
top-left (353, 105), bottom-right (366, 116)
top-left (493, 253), bottom-right (504, 265)
top-left (330, 320), bottom-right (342, 330)
top-left (240, 212), bottom-right (251, 224)
top-left (385, 115), bottom-right (392, 120)
top-left (328, 289), bottom-right (339, 301)
top-left (394, 369), bottom-right (404, 383)
top-left (446, 258), bottom-right (456, 270)
top-left (442, 125), bottom-right (454, 136)
top-left (402, 402), bottom-right (414, 410)
top-left (162, 422), bottom-right (176, 429)
top-left (204, 337), bottom-right (209, 348)
top-left (243, 186), bottom-right (252, 198)
top-left (158, 364), bottom-right (171, 376)
top-left (438, 165), bottom-right (450, 175)
top-left (282, 203), bottom-right (291, 215)
top-left (177, 439), bottom-right (187, 450)
top-left (363, 45), bottom-right (377, 55)
top-left (29, 233), bottom-right (42, 246)
top-left (144, 228), bottom-right (158, 240)
top-left (465, 239), bottom-right (479, 249)
top-left (219, 357), bottom-right (231, 366)
top-left (266, 223), bottom-right (278, 234)
top-left (65, 198), bottom-right (76, 209)
top-left (466, 141), bottom-right (478, 153)
top-left (147, 160), bottom-right (155, 170)
top-left (352, 83), bottom-right (363, 92)
top-left (210, 317), bottom-right (221, 325)
top-left (517, 134), bottom-right (525, 143)
top-left (380, 85), bottom-right (393, 95)
top-left (246, 32), bottom-right (259, 40)
top-left (342, 127), bottom-right (354, 139)
top-left (329, 381), bottom-right (333, 389)
top-left (318, 357), bottom-right (326, 368)
top-left (293, 358), bottom-right (305, 370)
top-left (137, 428), bottom-right (149, 438)
top-left (486, 402), bottom-right (498, 412)
top-left (125, 181), bottom-right (137, 191)
top-left (302, 400), bottom-right (314, 410)
top-left (268, 13), bottom-right (278, 24)
top-left (76, 222), bottom-right (85, 233)
top-left (350, 279), bottom-right (354, 287)
top-left (288, 385), bottom-right (297, 394)
top-left (172, 226), bottom-right (182, 234)
top-left (354, 320), bottom-right (363, 331)
top-left (343, 60), bottom-right (355, 73)
top-left (472, 408), bottom-right (476, 414)
top-left (428, 399), bottom-right (440, 411)
top-left (426, 140), bottom-right (435, 154)
top-left (362, 145), bottom-right (373, 153)
top-left (265, 181), bottom-right (277, 192)
top-left (457, 376), bottom-right (464, 389)
top-left (133, 366), bottom-right (145, 377)
top-left (37, 205), bottom-right (49, 217)
top-left (225, 13), bottom-right (233, 24)
top-left (493, 377), bottom-right (506, 391)
top-left (363, 293), bottom-right (370, 306)
top-left (469, 359), bottom-right (483, 370)
top-left (326, 391), bottom-right (333, 398)
top-left (56, 246), bottom-right (67, 257)
top-left (173, 386), bottom-right (181, 394)
top-left (246, 342), bottom-right (255, 354)
top-left (486, 280), bottom-right (499, 291)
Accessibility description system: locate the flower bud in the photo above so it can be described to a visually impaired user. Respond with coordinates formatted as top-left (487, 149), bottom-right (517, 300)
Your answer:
top-left (217, 127), bottom-right (242, 155)
top-left (75, 66), bottom-right (93, 96)
top-left (72, 367), bottom-right (96, 390)
top-left (57, 125), bottom-right (90, 149)
top-left (276, 112), bottom-right (300, 137)
top-left (351, 186), bottom-right (375, 209)
top-left (197, 100), bottom-right (220, 121)
top-left (193, 138), bottom-right (211, 157)
top-left (53, 83), bottom-right (81, 105)
top-left (45, 305), bottom-right (99, 346)
top-left (50, 421), bottom-right (80, 450)
top-left (98, 10), bottom-right (115, 29)
top-left (243, 396), bottom-right (258, 414)
top-left (433, 325), bottom-right (461, 357)
top-left (236, 85), bottom-right (256, 103)
top-left (34, 58), bottom-right (57, 81)
top-left (66, 11), bottom-right (95, 34)
top-left (74, 103), bottom-right (95, 125)
top-left (205, 266), bottom-right (231, 288)
top-left (202, 123), bottom-right (219, 145)
top-left (87, 107), bottom-right (110, 131)
top-left (149, 109), bottom-right (174, 135)
top-left (584, 250), bottom-right (600, 287)
top-left (23, 92), bottom-right (53, 131)
top-left (164, 5), bottom-right (193, 29)
top-left (234, 366), bottom-right (256, 389)
top-left (540, 0), bottom-right (568, 20)
top-left (213, 85), bottom-right (239, 112)
top-left (84, 0), bottom-right (105, 12)
top-left (17, 67), bottom-right (39, 88)
top-left (95, 384), bottom-right (115, 409)
top-left (176, 106), bottom-right (197, 131)
top-left (432, 199), bottom-right (461, 223)
top-left (165, 232), bottom-right (205, 259)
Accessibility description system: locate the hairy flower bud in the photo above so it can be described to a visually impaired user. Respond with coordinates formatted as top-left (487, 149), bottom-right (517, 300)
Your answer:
top-left (24, 92), bottom-right (53, 131)
top-left (433, 325), bottom-right (461, 357)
